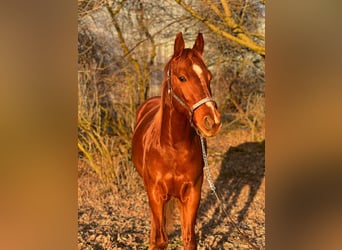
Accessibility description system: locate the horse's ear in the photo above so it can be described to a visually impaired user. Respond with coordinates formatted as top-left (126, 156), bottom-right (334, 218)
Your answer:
top-left (174, 32), bottom-right (185, 57)
top-left (193, 33), bottom-right (204, 55)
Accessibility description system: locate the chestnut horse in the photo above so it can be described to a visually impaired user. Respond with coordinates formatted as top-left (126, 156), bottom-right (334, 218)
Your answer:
top-left (132, 33), bottom-right (221, 249)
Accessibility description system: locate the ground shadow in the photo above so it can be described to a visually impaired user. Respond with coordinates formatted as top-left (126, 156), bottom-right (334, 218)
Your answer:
top-left (198, 140), bottom-right (265, 246)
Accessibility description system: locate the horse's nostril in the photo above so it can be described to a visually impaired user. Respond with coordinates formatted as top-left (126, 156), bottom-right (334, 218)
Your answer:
top-left (204, 116), bottom-right (214, 130)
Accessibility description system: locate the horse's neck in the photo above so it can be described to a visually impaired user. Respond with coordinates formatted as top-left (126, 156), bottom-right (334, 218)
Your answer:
top-left (158, 100), bottom-right (195, 146)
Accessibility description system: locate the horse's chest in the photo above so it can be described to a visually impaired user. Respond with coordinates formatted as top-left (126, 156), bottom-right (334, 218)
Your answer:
top-left (163, 145), bottom-right (201, 167)
top-left (165, 149), bottom-right (203, 199)
top-left (145, 141), bottom-right (203, 176)
top-left (144, 143), bottom-right (203, 200)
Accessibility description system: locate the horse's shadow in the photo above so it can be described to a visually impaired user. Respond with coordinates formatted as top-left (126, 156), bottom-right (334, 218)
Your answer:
top-left (198, 140), bottom-right (265, 245)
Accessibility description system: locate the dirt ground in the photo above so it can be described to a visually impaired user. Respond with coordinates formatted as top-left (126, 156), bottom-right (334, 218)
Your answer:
top-left (78, 128), bottom-right (265, 249)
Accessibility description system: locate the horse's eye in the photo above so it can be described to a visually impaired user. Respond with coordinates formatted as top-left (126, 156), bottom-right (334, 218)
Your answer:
top-left (178, 76), bottom-right (187, 82)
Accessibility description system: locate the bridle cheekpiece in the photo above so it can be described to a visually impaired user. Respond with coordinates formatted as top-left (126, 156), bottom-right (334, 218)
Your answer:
top-left (166, 66), bottom-right (216, 130)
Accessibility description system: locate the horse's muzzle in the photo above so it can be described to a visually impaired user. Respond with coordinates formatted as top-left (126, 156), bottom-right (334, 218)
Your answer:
top-left (193, 101), bottom-right (221, 137)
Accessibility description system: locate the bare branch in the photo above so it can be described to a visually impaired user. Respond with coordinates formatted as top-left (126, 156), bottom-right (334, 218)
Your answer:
top-left (174, 0), bottom-right (265, 55)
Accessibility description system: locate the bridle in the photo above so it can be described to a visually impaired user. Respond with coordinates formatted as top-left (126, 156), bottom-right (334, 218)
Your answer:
top-left (166, 65), bottom-right (217, 129)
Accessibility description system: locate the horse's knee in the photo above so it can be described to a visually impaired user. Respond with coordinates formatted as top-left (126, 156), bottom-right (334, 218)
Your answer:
top-left (183, 240), bottom-right (197, 250)
top-left (181, 229), bottom-right (197, 249)
top-left (149, 220), bottom-right (168, 250)
top-left (149, 240), bottom-right (168, 250)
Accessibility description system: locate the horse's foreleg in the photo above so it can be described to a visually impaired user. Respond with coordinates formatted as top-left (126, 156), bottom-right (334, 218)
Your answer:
top-left (178, 181), bottom-right (202, 250)
top-left (147, 185), bottom-right (168, 250)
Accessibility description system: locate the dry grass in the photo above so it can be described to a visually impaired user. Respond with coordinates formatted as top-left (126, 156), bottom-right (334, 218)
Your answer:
top-left (78, 61), bottom-right (136, 192)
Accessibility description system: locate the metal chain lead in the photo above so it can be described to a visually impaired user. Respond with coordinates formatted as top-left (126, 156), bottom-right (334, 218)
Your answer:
top-left (200, 136), bottom-right (216, 192)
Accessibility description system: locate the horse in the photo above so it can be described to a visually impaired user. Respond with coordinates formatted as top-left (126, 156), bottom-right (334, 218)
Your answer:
top-left (132, 32), bottom-right (221, 250)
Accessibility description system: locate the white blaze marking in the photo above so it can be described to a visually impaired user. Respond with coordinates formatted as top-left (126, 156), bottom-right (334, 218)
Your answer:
top-left (206, 102), bottom-right (220, 124)
top-left (193, 64), bottom-right (202, 77)
top-left (193, 63), bottom-right (219, 125)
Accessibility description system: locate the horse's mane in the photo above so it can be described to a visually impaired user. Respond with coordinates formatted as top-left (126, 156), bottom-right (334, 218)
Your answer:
top-left (141, 59), bottom-right (172, 148)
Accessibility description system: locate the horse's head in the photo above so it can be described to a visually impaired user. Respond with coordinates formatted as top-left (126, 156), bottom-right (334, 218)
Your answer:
top-left (166, 32), bottom-right (221, 137)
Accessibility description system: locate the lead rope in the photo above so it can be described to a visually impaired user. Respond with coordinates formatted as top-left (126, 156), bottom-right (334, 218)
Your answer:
top-left (199, 136), bottom-right (260, 250)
